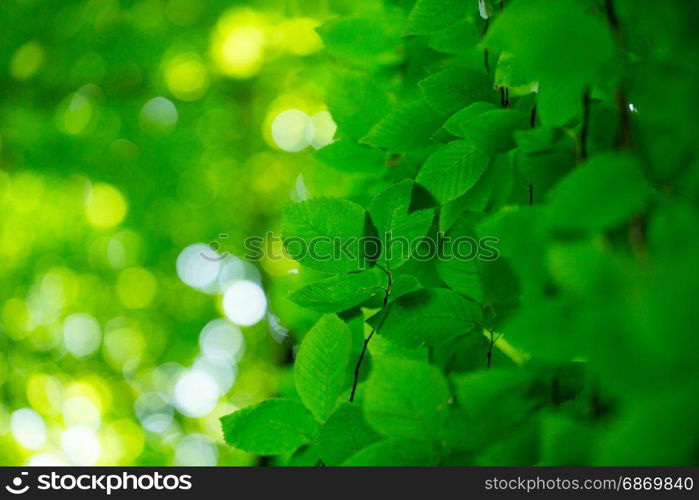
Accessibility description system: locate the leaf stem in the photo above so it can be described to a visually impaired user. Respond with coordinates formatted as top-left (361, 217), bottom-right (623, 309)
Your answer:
top-left (486, 327), bottom-right (499, 369)
top-left (487, 329), bottom-right (494, 369)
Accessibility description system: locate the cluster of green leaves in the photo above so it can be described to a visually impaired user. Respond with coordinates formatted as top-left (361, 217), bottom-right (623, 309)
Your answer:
top-left (222, 0), bottom-right (699, 465)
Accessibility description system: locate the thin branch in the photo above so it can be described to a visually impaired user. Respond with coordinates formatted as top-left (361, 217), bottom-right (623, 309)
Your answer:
top-left (579, 87), bottom-right (592, 162)
top-left (529, 103), bottom-right (536, 204)
top-left (349, 267), bottom-right (392, 402)
top-left (604, 0), bottom-right (620, 35)
top-left (482, 18), bottom-right (491, 74)
top-left (605, 0), bottom-right (632, 150)
top-left (499, 87), bottom-right (510, 108)
top-left (349, 329), bottom-right (376, 402)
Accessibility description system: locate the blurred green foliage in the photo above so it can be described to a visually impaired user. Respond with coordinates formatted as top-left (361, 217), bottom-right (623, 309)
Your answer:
top-left (0, 0), bottom-right (374, 466)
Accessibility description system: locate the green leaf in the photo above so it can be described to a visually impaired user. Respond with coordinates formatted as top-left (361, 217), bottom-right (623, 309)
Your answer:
top-left (443, 102), bottom-right (498, 136)
top-left (317, 16), bottom-right (403, 67)
top-left (547, 153), bottom-right (654, 232)
top-left (478, 206), bottom-right (549, 296)
top-left (432, 332), bottom-right (491, 374)
top-left (540, 413), bottom-right (594, 466)
top-left (314, 140), bottom-right (385, 173)
top-left (386, 274), bottom-right (422, 303)
top-left (450, 369), bottom-right (537, 451)
top-left (289, 268), bottom-right (384, 313)
top-left (317, 403), bottom-right (381, 465)
top-left (445, 106), bottom-right (530, 153)
top-left (439, 157), bottom-right (514, 232)
top-left (406, 0), bottom-right (472, 35)
top-left (416, 139), bottom-right (491, 204)
top-left (419, 67), bottom-right (496, 114)
top-left (368, 179), bottom-right (434, 269)
top-left (294, 314), bottom-right (353, 421)
top-left (326, 71), bottom-right (391, 140)
top-left (515, 126), bottom-right (575, 154)
top-left (452, 369), bottom-right (533, 415)
top-left (503, 296), bottom-right (581, 361)
top-left (220, 399), bottom-right (319, 456)
top-left (648, 199), bottom-right (699, 262)
top-left (282, 197), bottom-right (367, 273)
top-left (285, 444), bottom-right (320, 466)
top-left (428, 19), bottom-right (481, 55)
top-left (364, 358), bottom-right (449, 439)
top-left (437, 219), bottom-right (484, 303)
top-left (371, 287), bottom-right (482, 348)
top-left (343, 439), bottom-right (439, 466)
top-left (362, 100), bottom-right (443, 152)
top-left (368, 331), bottom-right (428, 363)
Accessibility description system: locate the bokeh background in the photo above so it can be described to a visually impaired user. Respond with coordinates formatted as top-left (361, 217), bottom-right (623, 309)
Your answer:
top-left (0, 0), bottom-right (370, 466)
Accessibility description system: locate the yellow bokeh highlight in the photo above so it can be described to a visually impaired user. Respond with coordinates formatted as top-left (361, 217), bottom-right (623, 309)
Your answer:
top-left (57, 92), bottom-right (94, 135)
top-left (62, 394), bottom-right (101, 427)
top-left (1, 298), bottom-right (30, 339)
top-left (41, 266), bottom-right (79, 311)
top-left (262, 94), bottom-right (324, 150)
top-left (247, 153), bottom-right (295, 194)
top-left (10, 41), bottom-right (45, 80)
top-left (65, 381), bottom-right (106, 414)
top-left (116, 267), bottom-right (157, 309)
top-left (261, 234), bottom-right (299, 276)
top-left (165, 52), bottom-right (210, 101)
top-left (100, 419), bottom-right (144, 465)
top-left (85, 183), bottom-right (127, 228)
top-left (275, 18), bottom-right (322, 56)
top-left (9, 171), bottom-right (45, 213)
top-left (103, 326), bottom-right (146, 369)
top-left (26, 374), bottom-right (64, 417)
top-left (201, 402), bottom-right (237, 442)
top-left (310, 110), bottom-right (337, 149)
top-left (210, 9), bottom-right (266, 79)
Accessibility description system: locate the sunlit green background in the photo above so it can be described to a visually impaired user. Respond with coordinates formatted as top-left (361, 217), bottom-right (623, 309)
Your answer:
top-left (0, 0), bottom-right (367, 466)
